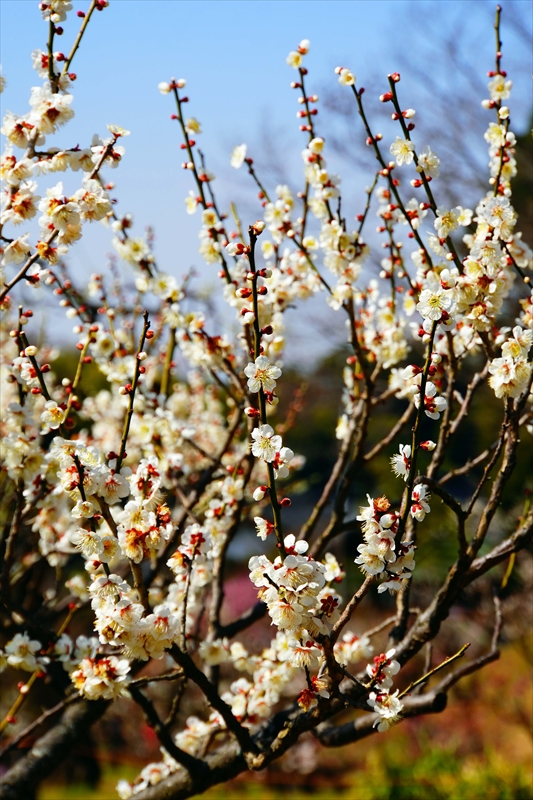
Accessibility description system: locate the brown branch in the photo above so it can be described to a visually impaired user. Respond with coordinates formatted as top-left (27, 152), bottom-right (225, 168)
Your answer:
top-left (0, 481), bottom-right (24, 590)
top-left (361, 609), bottom-right (420, 640)
top-left (169, 645), bottom-right (257, 757)
top-left (129, 686), bottom-right (203, 774)
top-left (394, 410), bottom-right (521, 668)
top-left (218, 601), bottom-right (267, 639)
top-left (439, 441), bottom-right (497, 485)
top-left (130, 670), bottom-right (184, 688)
top-left (61, 0), bottom-right (99, 77)
top-left (435, 594), bottom-right (502, 694)
top-left (164, 678), bottom-right (188, 728)
top-left (310, 393), bottom-right (373, 557)
top-left (426, 332), bottom-right (457, 479)
top-left (0, 700), bottom-right (109, 800)
top-left (329, 575), bottom-right (375, 645)
top-left (399, 642), bottom-right (470, 698)
top-left (467, 401), bottom-right (519, 555)
top-left (314, 691), bottom-right (448, 748)
top-left (414, 475), bottom-right (467, 554)
top-left (298, 405), bottom-right (360, 541)
top-left (208, 455), bottom-right (255, 642)
top-left (363, 402), bottom-right (415, 462)
top-left (448, 364), bottom-right (489, 438)
top-left (116, 311), bottom-right (151, 471)
top-left (467, 508), bottom-right (533, 581)
top-left (0, 696), bottom-right (80, 761)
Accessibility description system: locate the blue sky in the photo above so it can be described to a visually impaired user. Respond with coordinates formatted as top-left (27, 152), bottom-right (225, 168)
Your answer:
top-left (1, 0), bottom-right (531, 356)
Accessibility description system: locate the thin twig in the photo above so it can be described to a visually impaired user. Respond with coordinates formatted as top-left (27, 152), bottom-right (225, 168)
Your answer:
top-left (399, 642), bottom-right (471, 698)
top-left (129, 686), bottom-right (203, 774)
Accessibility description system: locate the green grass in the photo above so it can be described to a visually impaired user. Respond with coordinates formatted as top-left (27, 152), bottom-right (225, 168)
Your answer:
top-left (38, 747), bottom-right (532, 800)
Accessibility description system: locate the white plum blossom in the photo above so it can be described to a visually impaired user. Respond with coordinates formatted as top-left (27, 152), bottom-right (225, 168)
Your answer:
top-left (366, 649), bottom-right (400, 689)
top-left (199, 638), bottom-right (231, 666)
top-left (413, 381), bottom-right (447, 420)
top-left (323, 552), bottom-right (345, 582)
top-left (286, 639), bottom-right (322, 669)
top-left (251, 424), bottom-right (282, 463)
top-left (244, 356), bottom-right (282, 393)
top-left (71, 656), bottom-right (131, 700)
top-left (230, 144), bottom-right (247, 169)
top-left (354, 541), bottom-right (387, 576)
top-left (488, 326), bottom-right (533, 399)
top-left (410, 484), bottom-right (431, 521)
top-left (271, 445), bottom-right (294, 479)
top-left (40, 400), bottom-right (66, 430)
top-left (334, 632), bottom-right (373, 666)
top-left (368, 690), bottom-right (404, 732)
top-left (5, 632), bottom-right (42, 672)
top-left (488, 73), bottom-right (512, 101)
top-left (434, 207), bottom-right (460, 238)
top-left (287, 51), bottom-right (304, 69)
top-left (254, 515), bottom-right (274, 540)
top-left (40, 1), bottom-right (73, 23)
top-left (417, 269), bottom-right (457, 322)
top-left (390, 444), bottom-right (411, 480)
top-left (1, 234), bottom-right (31, 265)
top-left (336, 67), bottom-right (355, 86)
top-left (390, 136), bottom-right (415, 166)
top-left (416, 146), bottom-right (440, 178)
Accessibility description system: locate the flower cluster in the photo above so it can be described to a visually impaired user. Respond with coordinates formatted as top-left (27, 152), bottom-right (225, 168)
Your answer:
top-left (402, 358), bottom-right (448, 420)
top-left (71, 655), bottom-right (131, 700)
top-left (367, 689), bottom-right (404, 732)
top-left (488, 326), bottom-right (533, 399)
top-left (355, 495), bottom-right (416, 592)
top-left (365, 649), bottom-right (404, 732)
top-left (90, 571), bottom-right (179, 662)
top-left (249, 535), bottom-right (340, 640)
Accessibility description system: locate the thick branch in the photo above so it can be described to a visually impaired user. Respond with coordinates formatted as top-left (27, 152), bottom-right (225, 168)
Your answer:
top-left (314, 691), bottom-right (448, 747)
top-left (0, 700), bottom-right (108, 800)
top-left (129, 686), bottom-right (203, 775)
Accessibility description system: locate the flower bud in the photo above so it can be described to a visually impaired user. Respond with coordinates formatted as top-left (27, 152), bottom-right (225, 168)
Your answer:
top-left (253, 486), bottom-right (268, 501)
